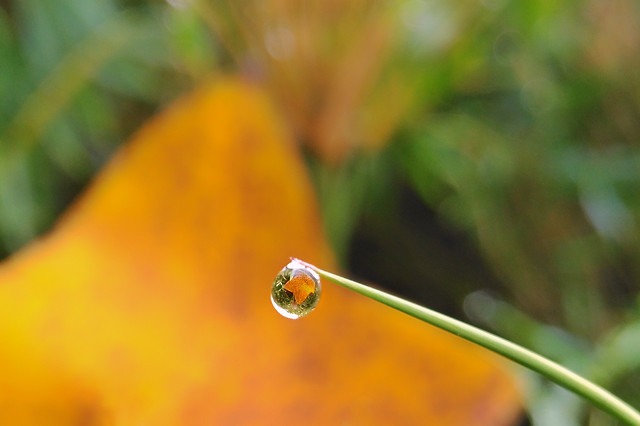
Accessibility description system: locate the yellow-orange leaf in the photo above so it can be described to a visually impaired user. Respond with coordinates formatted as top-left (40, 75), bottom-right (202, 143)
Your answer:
top-left (0, 78), bottom-right (521, 425)
top-left (284, 274), bottom-right (316, 304)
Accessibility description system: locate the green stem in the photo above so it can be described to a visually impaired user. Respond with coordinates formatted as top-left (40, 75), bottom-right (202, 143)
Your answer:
top-left (295, 259), bottom-right (640, 426)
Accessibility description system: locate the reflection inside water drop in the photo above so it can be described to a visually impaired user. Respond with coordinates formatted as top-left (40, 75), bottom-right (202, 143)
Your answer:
top-left (271, 259), bottom-right (321, 319)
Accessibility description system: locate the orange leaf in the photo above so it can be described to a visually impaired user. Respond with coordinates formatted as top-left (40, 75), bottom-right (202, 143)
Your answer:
top-left (0, 78), bottom-right (521, 425)
top-left (283, 273), bottom-right (316, 304)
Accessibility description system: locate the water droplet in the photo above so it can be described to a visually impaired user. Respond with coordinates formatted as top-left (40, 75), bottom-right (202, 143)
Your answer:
top-left (271, 259), bottom-right (321, 319)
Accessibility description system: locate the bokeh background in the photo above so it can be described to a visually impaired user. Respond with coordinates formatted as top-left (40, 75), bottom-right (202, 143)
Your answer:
top-left (1, 0), bottom-right (640, 424)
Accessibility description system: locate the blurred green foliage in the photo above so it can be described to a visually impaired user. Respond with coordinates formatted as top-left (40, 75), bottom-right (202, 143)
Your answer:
top-left (2, 0), bottom-right (640, 424)
top-left (325, 1), bottom-right (640, 423)
top-left (0, 0), bottom-right (214, 255)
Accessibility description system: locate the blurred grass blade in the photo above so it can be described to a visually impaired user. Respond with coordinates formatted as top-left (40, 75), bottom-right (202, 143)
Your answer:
top-left (1, 10), bottom-right (138, 156)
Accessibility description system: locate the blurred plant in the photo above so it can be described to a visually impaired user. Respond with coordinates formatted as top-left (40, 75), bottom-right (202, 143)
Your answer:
top-left (394, 0), bottom-right (640, 421)
top-left (395, 0), bottom-right (640, 334)
top-left (198, 0), bottom-right (413, 164)
top-left (0, 0), bottom-right (215, 255)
